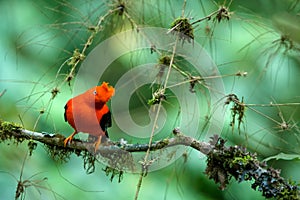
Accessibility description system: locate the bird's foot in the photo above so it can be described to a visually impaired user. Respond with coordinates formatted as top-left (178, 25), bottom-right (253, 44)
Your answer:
top-left (94, 135), bottom-right (102, 153)
top-left (64, 136), bottom-right (73, 147)
top-left (64, 131), bottom-right (77, 147)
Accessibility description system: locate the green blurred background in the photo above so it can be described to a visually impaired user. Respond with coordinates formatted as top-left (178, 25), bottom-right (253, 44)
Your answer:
top-left (1, 0), bottom-right (300, 199)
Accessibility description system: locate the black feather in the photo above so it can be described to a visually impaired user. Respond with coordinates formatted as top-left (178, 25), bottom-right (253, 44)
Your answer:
top-left (100, 111), bottom-right (112, 138)
top-left (64, 104), bottom-right (68, 122)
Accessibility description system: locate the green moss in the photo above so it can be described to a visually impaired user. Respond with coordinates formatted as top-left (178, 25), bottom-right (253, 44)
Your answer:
top-left (147, 88), bottom-right (166, 106)
top-left (0, 120), bottom-right (25, 144)
top-left (158, 55), bottom-right (171, 65)
top-left (0, 120), bottom-right (40, 156)
top-left (28, 140), bottom-right (37, 156)
top-left (170, 17), bottom-right (194, 43)
top-left (44, 143), bottom-right (73, 163)
top-left (205, 137), bottom-right (299, 199)
top-left (232, 155), bottom-right (253, 167)
top-left (279, 185), bottom-right (299, 200)
top-left (67, 48), bottom-right (85, 66)
top-left (82, 150), bottom-right (96, 174)
top-left (103, 166), bottom-right (124, 183)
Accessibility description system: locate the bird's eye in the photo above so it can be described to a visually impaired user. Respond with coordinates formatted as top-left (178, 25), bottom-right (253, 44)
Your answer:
top-left (93, 90), bottom-right (97, 95)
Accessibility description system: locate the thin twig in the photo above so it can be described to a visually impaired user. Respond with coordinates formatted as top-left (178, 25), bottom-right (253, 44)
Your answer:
top-left (0, 89), bottom-right (7, 98)
top-left (245, 103), bottom-right (300, 107)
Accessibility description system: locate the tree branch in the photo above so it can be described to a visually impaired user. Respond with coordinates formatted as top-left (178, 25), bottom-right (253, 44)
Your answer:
top-left (0, 120), bottom-right (212, 154)
top-left (0, 119), bottom-right (298, 199)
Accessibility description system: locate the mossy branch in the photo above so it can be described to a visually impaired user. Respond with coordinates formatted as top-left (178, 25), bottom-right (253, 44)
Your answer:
top-left (0, 119), bottom-right (298, 199)
top-left (0, 120), bottom-right (211, 154)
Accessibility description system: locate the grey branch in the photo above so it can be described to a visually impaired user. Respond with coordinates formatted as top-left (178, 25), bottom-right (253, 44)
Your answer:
top-left (0, 120), bottom-right (213, 154)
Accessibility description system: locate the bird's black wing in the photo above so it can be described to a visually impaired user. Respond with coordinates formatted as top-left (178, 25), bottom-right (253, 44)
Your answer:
top-left (100, 111), bottom-right (112, 138)
top-left (64, 104), bottom-right (68, 122)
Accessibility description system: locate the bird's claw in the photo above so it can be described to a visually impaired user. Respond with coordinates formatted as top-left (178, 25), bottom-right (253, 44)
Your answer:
top-left (93, 135), bottom-right (102, 153)
top-left (64, 136), bottom-right (73, 147)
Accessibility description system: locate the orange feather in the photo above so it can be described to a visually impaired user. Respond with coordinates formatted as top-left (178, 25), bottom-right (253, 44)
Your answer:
top-left (63, 82), bottom-right (115, 152)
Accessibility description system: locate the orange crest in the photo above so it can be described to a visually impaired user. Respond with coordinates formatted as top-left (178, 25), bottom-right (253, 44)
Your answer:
top-left (93, 82), bottom-right (115, 103)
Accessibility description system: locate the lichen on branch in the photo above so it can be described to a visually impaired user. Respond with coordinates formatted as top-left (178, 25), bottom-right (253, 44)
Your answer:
top-left (205, 136), bottom-right (299, 199)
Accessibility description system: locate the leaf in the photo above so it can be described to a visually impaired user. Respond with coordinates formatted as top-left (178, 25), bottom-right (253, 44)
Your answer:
top-left (263, 153), bottom-right (300, 162)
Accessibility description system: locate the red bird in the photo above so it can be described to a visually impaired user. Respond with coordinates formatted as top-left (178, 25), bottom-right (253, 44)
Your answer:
top-left (64, 82), bottom-right (115, 152)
